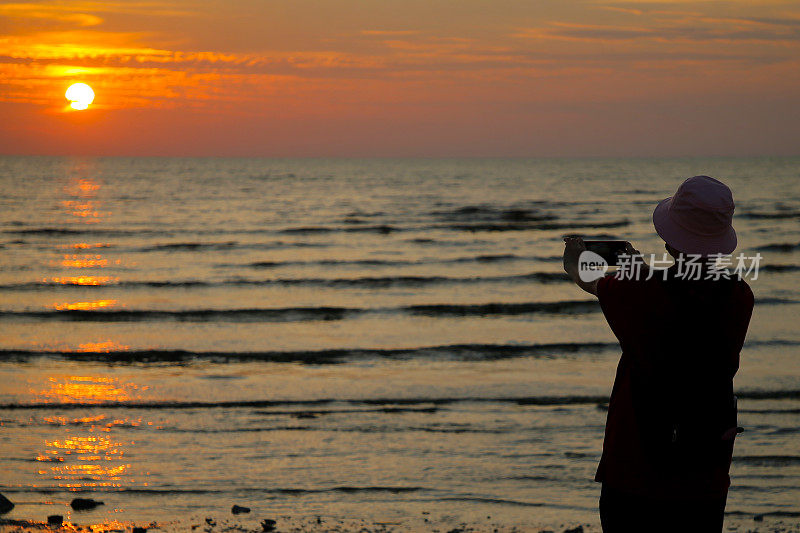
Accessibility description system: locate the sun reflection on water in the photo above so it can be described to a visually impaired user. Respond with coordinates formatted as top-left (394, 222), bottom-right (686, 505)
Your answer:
top-left (45, 276), bottom-right (119, 285)
top-left (41, 434), bottom-right (130, 490)
top-left (33, 375), bottom-right (145, 403)
top-left (44, 414), bottom-right (107, 426)
top-left (58, 254), bottom-right (116, 268)
top-left (32, 377), bottom-right (150, 489)
top-left (24, 172), bottom-right (155, 499)
top-left (62, 242), bottom-right (111, 249)
top-left (77, 340), bottom-right (131, 353)
top-left (52, 300), bottom-right (119, 311)
top-left (76, 178), bottom-right (100, 194)
top-left (60, 199), bottom-right (109, 223)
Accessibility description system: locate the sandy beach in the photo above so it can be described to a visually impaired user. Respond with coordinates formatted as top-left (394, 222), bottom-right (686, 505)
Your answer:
top-left (3, 510), bottom-right (800, 533)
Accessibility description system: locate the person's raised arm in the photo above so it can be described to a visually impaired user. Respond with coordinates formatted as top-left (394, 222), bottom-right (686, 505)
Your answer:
top-left (563, 238), bottom-right (643, 297)
top-left (563, 236), bottom-right (599, 296)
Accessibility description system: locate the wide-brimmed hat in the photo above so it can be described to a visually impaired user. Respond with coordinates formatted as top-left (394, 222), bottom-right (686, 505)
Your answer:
top-left (652, 175), bottom-right (737, 255)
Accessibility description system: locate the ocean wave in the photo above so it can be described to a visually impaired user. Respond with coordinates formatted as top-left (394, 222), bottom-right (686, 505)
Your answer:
top-left (432, 205), bottom-right (536, 217)
top-left (738, 408), bottom-right (800, 414)
top-left (0, 299), bottom-right (599, 322)
top-left (755, 241), bottom-right (800, 252)
top-left (441, 219), bottom-right (630, 232)
top-left (0, 307), bottom-right (358, 322)
top-left (252, 406), bottom-right (440, 417)
top-left (0, 271), bottom-right (570, 291)
top-left (2, 387), bottom-right (799, 411)
top-left (279, 225), bottom-right (398, 235)
top-left (752, 297), bottom-right (800, 305)
top-left (725, 510), bottom-right (800, 518)
top-left (745, 339), bottom-right (800, 347)
top-left (733, 455), bottom-right (800, 466)
top-left (437, 496), bottom-right (544, 507)
top-left (405, 300), bottom-right (599, 316)
top-left (1, 296), bottom-right (789, 322)
top-left (0, 214), bottom-right (628, 241)
top-left (760, 264), bottom-right (800, 273)
top-left (732, 389), bottom-right (800, 400)
top-left (0, 485), bottom-right (425, 495)
top-left (234, 253), bottom-right (558, 269)
top-left (740, 211), bottom-right (800, 220)
top-left (431, 205), bottom-right (558, 223)
top-left (0, 395), bottom-right (608, 412)
top-left (270, 219), bottom-right (631, 234)
top-left (0, 341), bottom-right (619, 364)
top-left (128, 241), bottom-right (330, 253)
top-left (171, 424), bottom-right (507, 434)
top-left (3, 227), bottom-right (161, 237)
top-left (140, 241), bottom-right (240, 251)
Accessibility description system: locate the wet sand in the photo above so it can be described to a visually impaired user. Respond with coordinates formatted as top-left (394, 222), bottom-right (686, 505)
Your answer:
top-left (1, 514), bottom-right (597, 533)
top-left (3, 512), bottom-right (800, 533)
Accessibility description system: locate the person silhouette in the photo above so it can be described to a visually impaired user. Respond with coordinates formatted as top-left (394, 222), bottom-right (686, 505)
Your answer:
top-left (563, 176), bottom-right (754, 532)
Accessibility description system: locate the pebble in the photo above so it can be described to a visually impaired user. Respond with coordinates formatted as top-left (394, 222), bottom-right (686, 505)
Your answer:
top-left (71, 498), bottom-right (104, 511)
top-left (0, 492), bottom-right (13, 514)
top-left (47, 515), bottom-right (63, 526)
top-left (231, 505), bottom-right (250, 515)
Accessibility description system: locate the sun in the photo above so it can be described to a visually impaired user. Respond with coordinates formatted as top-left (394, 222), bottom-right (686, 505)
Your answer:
top-left (65, 83), bottom-right (95, 110)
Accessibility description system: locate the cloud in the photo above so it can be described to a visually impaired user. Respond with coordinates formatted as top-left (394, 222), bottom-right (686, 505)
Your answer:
top-left (0, 1), bottom-right (196, 20)
top-left (515, 11), bottom-right (800, 44)
top-left (600, 6), bottom-right (644, 16)
top-left (361, 30), bottom-right (420, 36)
top-left (0, 3), bottom-right (102, 26)
top-left (2, 0), bottom-right (800, 118)
top-left (0, 31), bottom-right (173, 61)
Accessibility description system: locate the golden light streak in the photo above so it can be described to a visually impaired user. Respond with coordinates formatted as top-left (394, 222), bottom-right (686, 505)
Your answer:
top-left (52, 299), bottom-right (118, 311)
top-left (61, 200), bottom-right (107, 220)
top-left (59, 254), bottom-right (110, 268)
top-left (77, 178), bottom-right (100, 193)
top-left (34, 375), bottom-right (143, 403)
top-left (76, 340), bottom-right (130, 353)
top-left (61, 242), bottom-right (110, 249)
top-left (35, 454), bottom-right (64, 462)
top-left (45, 276), bottom-right (118, 285)
top-left (41, 414), bottom-right (146, 433)
top-left (45, 435), bottom-right (121, 455)
top-left (42, 434), bottom-right (131, 490)
top-left (44, 414), bottom-right (107, 425)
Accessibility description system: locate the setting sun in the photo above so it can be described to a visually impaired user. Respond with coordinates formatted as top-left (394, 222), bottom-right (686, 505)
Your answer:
top-left (65, 83), bottom-right (95, 110)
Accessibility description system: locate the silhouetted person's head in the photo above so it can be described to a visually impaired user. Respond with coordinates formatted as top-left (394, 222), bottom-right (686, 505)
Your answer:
top-left (653, 175), bottom-right (737, 257)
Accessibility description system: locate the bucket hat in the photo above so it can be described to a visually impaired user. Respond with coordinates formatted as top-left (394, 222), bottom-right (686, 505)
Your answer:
top-left (652, 175), bottom-right (737, 255)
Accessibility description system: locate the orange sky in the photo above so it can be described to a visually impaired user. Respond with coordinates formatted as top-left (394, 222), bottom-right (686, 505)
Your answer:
top-left (1, 0), bottom-right (799, 157)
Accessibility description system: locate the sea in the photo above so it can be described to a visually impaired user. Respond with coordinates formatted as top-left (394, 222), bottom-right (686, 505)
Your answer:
top-left (0, 156), bottom-right (799, 531)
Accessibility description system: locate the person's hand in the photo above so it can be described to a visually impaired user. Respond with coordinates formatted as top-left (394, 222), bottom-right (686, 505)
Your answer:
top-left (563, 236), bottom-right (586, 278)
top-left (563, 236), bottom-right (599, 296)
